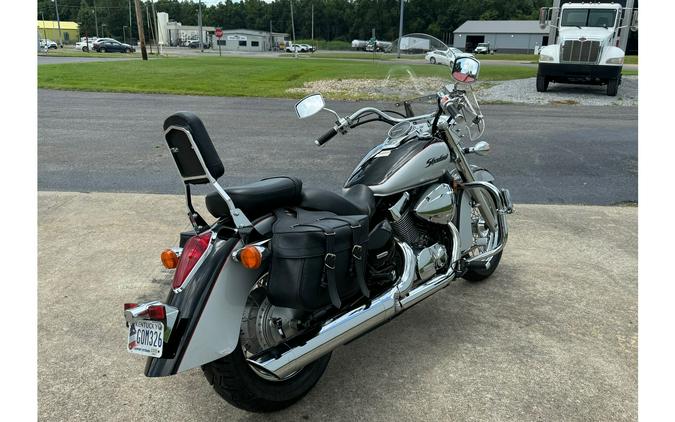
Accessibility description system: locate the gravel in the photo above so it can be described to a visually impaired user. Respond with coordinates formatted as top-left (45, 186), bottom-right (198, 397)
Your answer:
top-left (287, 75), bottom-right (638, 106)
top-left (476, 76), bottom-right (638, 106)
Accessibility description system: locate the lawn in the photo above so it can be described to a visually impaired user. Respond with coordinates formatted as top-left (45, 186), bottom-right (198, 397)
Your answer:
top-left (38, 56), bottom-right (538, 99)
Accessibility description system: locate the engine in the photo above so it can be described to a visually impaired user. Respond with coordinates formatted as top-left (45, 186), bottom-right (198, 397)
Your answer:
top-left (388, 184), bottom-right (456, 282)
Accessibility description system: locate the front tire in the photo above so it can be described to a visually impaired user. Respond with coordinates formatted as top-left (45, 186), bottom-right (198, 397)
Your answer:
top-left (536, 74), bottom-right (549, 92)
top-left (202, 342), bottom-right (331, 412)
top-left (463, 182), bottom-right (503, 282)
top-left (430, 57), bottom-right (436, 64)
top-left (606, 77), bottom-right (619, 96)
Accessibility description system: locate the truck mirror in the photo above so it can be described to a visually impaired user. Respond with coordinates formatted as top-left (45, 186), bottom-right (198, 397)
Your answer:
top-left (539, 8), bottom-right (548, 29)
top-left (630, 10), bottom-right (638, 32)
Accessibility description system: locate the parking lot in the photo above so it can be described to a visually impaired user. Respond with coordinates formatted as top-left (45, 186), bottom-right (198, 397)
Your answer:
top-left (38, 191), bottom-right (636, 421)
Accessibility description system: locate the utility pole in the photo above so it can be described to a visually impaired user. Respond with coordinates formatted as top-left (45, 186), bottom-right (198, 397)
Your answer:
top-left (53, 0), bottom-right (63, 47)
top-left (41, 12), bottom-right (48, 41)
top-left (311, 3), bottom-right (314, 41)
top-left (270, 20), bottom-right (273, 51)
top-left (145, 3), bottom-right (153, 54)
top-left (133, 0), bottom-right (148, 60)
top-left (93, 0), bottom-right (99, 37)
top-left (128, 0), bottom-right (133, 43)
top-left (290, 0), bottom-right (296, 43)
top-left (397, 0), bottom-right (404, 58)
top-left (198, 0), bottom-right (203, 52)
top-left (151, 0), bottom-right (159, 54)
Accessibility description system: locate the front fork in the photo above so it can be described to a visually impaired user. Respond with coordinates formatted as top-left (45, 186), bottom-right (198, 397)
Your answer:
top-left (438, 119), bottom-right (513, 265)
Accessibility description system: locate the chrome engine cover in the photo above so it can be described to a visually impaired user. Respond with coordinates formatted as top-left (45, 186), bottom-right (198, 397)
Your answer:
top-left (413, 183), bottom-right (456, 224)
top-left (416, 243), bottom-right (448, 281)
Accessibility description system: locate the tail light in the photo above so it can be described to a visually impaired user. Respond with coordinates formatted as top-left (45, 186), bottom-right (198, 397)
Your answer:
top-left (172, 231), bottom-right (211, 290)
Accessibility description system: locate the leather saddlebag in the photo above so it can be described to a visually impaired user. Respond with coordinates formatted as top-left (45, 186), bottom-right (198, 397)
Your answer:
top-left (268, 208), bottom-right (369, 311)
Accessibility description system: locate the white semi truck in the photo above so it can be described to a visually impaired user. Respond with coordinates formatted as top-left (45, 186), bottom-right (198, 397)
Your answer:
top-left (537, 0), bottom-right (637, 96)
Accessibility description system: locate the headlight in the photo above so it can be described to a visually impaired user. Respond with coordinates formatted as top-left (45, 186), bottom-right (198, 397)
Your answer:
top-left (606, 57), bottom-right (624, 65)
top-left (539, 54), bottom-right (554, 62)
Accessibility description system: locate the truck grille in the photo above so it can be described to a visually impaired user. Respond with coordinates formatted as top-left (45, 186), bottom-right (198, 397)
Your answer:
top-left (560, 40), bottom-right (601, 64)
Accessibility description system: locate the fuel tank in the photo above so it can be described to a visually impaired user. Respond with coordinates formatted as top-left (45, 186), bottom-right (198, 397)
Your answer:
top-left (344, 137), bottom-right (451, 197)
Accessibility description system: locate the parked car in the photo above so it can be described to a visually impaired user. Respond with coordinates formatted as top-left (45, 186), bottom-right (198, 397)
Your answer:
top-left (92, 38), bottom-right (118, 50)
top-left (188, 40), bottom-right (211, 49)
top-left (74, 40), bottom-right (95, 52)
top-left (40, 39), bottom-right (58, 49)
top-left (285, 44), bottom-right (300, 53)
top-left (94, 40), bottom-right (135, 53)
top-left (473, 42), bottom-right (491, 54)
top-left (425, 48), bottom-right (473, 65)
top-left (299, 44), bottom-right (315, 52)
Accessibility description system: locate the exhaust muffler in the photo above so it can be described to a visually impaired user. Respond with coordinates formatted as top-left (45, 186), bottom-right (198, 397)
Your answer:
top-left (247, 224), bottom-right (460, 379)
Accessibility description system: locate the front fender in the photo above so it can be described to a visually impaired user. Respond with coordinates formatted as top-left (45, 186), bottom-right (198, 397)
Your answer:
top-left (145, 215), bottom-right (273, 377)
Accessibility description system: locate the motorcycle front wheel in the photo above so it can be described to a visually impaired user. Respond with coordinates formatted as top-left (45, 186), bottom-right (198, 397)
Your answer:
top-left (463, 184), bottom-right (503, 282)
top-left (201, 282), bottom-right (331, 412)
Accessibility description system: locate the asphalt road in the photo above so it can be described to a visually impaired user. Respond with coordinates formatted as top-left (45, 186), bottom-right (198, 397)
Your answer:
top-left (38, 192), bottom-right (637, 421)
top-left (38, 89), bottom-right (637, 205)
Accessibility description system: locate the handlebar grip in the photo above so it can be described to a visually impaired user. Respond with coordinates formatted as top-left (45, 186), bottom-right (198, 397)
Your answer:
top-left (314, 127), bottom-right (338, 146)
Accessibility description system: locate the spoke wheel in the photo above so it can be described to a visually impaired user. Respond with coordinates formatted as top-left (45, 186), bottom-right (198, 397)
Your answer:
top-left (463, 189), bottom-right (503, 282)
top-left (240, 276), bottom-right (305, 381)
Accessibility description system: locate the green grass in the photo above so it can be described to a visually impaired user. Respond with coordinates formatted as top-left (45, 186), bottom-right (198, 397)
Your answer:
top-left (624, 56), bottom-right (638, 65)
top-left (38, 56), bottom-right (538, 98)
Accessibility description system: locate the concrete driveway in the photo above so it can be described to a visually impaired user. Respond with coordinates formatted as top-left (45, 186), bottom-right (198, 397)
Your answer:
top-left (38, 191), bottom-right (637, 421)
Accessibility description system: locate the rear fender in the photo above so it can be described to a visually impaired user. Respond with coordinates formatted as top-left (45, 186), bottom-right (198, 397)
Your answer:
top-left (145, 215), bottom-right (273, 377)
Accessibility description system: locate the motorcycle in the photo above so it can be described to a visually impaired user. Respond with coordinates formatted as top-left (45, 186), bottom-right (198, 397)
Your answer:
top-left (124, 34), bottom-right (513, 412)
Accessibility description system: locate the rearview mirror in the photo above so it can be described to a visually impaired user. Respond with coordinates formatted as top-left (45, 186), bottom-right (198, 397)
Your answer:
top-left (630, 10), bottom-right (638, 32)
top-left (295, 93), bottom-right (325, 119)
top-left (451, 57), bottom-right (480, 84)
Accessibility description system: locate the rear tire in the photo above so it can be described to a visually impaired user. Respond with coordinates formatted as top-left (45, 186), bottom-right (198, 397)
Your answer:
top-left (202, 342), bottom-right (331, 412)
top-left (536, 74), bottom-right (549, 92)
top-left (100, 47), bottom-right (106, 53)
top-left (430, 57), bottom-right (436, 64)
top-left (125, 48), bottom-right (131, 53)
top-left (606, 78), bottom-right (619, 96)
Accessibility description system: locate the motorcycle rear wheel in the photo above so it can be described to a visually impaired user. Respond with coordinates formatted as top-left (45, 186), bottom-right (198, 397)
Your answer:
top-left (202, 341), bottom-right (331, 412)
top-left (201, 282), bottom-right (331, 412)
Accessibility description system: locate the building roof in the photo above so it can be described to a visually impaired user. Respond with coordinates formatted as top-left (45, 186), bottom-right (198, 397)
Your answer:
top-left (454, 20), bottom-right (547, 34)
top-left (219, 29), bottom-right (289, 37)
top-left (38, 20), bottom-right (79, 30)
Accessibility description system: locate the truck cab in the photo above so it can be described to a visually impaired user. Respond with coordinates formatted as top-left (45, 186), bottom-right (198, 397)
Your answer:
top-left (474, 42), bottom-right (491, 54)
top-left (537, 1), bottom-right (637, 96)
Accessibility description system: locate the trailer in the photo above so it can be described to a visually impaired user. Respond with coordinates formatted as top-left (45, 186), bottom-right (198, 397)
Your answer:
top-left (537, 0), bottom-right (638, 96)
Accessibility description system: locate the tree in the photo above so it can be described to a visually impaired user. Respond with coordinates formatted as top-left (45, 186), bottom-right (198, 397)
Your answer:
top-left (77, 0), bottom-right (97, 37)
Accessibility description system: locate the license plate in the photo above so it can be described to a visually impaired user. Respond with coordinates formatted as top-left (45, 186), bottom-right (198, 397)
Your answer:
top-left (128, 320), bottom-right (164, 357)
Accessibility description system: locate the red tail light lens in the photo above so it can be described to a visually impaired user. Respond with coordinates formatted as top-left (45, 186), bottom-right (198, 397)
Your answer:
top-left (171, 231), bottom-right (211, 290)
top-left (144, 305), bottom-right (166, 320)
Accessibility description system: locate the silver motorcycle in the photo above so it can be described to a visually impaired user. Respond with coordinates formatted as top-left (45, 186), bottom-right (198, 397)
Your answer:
top-left (124, 35), bottom-right (513, 412)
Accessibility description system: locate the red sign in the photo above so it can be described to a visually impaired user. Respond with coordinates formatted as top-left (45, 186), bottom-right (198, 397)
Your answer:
top-left (215, 28), bottom-right (223, 39)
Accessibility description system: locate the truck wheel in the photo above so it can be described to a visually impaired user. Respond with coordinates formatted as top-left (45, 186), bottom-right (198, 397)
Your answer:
top-left (536, 75), bottom-right (549, 92)
top-left (606, 78), bottom-right (619, 96)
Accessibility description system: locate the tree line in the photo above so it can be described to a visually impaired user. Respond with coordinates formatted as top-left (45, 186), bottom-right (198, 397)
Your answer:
top-left (38, 0), bottom-right (550, 43)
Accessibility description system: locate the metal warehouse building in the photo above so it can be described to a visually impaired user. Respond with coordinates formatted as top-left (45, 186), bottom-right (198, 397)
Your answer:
top-left (37, 20), bottom-right (79, 45)
top-left (212, 29), bottom-right (290, 52)
top-left (453, 20), bottom-right (548, 54)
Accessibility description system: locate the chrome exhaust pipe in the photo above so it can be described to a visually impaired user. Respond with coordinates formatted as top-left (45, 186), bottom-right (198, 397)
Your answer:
top-left (247, 224), bottom-right (460, 379)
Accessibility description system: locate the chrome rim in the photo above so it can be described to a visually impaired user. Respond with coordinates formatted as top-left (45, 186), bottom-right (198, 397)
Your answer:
top-left (240, 274), bottom-right (304, 381)
top-left (467, 201), bottom-right (499, 258)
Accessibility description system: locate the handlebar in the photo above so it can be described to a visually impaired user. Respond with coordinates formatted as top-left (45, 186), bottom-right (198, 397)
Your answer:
top-left (314, 127), bottom-right (339, 146)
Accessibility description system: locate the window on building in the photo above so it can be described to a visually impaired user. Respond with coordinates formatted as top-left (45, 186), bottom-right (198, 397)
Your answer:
top-left (251, 41), bottom-right (259, 47)
top-left (217, 40), bottom-right (226, 46)
top-left (239, 40), bottom-right (247, 46)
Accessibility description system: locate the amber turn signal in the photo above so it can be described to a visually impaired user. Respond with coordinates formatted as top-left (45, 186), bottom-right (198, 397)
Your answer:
top-left (161, 249), bottom-right (179, 269)
top-left (239, 245), bottom-right (262, 270)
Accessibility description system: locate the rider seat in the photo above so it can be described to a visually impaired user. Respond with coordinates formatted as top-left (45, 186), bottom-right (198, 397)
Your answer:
top-left (205, 178), bottom-right (375, 221)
